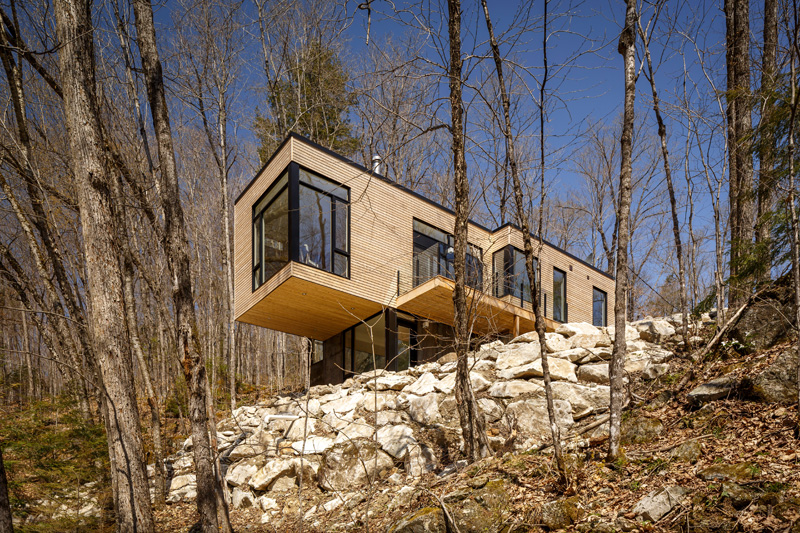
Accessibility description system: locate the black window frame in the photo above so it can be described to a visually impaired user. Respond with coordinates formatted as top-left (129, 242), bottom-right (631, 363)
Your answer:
top-left (492, 245), bottom-right (537, 304)
top-left (553, 266), bottom-right (567, 323)
top-left (592, 286), bottom-right (607, 327)
top-left (412, 218), bottom-right (482, 290)
top-left (252, 162), bottom-right (351, 292)
top-left (252, 172), bottom-right (289, 291)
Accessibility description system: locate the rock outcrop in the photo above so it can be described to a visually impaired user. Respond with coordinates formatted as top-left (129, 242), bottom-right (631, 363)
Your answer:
top-left (156, 320), bottom-right (677, 525)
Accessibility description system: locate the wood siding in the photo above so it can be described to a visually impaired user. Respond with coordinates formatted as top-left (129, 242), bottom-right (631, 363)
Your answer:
top-left (234, 136), bottom-right (616, 339)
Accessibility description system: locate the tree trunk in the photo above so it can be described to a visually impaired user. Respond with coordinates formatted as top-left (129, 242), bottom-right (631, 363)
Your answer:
top-left (0, 446), bottom-right (14, 533)
top-left (122, 261), bottom-right (167, 505)
top-left (756, 0), bottom-right (778, 285)
top-left (608, 0), bottom-right (636, 462)
top-left (131, 1), bottom-right (232, 530)
top-left (480, 0), bottom-right (567, 485)
top-left (20, 308), bottom-right (33, 402)
top-left (53, 0), bottom-right (155, 530)
top-left (726, 0), bottom-right (754, 308)
top-left (447, 0), bottom-right (491, 463)
top-left (638, 18), bottom-right (689, 349)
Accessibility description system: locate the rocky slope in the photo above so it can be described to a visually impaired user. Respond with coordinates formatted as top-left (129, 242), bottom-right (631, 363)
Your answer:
top-left (161, 317), bottom-right (698, 528)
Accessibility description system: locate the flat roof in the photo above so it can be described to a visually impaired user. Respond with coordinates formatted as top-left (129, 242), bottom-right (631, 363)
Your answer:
top-left (236, 132), bottom-right (614, 281)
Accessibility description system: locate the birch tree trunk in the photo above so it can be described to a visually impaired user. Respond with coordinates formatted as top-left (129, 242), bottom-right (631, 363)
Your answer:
top-left (53, 0), bottom-right (154, 529)
top-left (480, 0), bottom-right (567, 485)
top-left (448, 0), bottom-right (491, 463)
top-left (608, 0), bottom-right (636, 462)
top-left (638, 17), bottom-right (689, 349)
top-left (131, 1), bottom-right (232, 530)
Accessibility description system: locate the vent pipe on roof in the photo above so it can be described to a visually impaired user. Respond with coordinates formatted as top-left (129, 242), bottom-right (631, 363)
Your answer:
top-left (371, 155), bottom-right (384, 175)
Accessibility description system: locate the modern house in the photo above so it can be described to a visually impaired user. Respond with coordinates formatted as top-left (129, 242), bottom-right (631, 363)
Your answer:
top-left (234, 133), bottom-right (616, 386)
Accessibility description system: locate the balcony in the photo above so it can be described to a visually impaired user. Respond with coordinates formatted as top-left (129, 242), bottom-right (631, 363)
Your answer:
top-left (396, 275), bottom-right (556, 337)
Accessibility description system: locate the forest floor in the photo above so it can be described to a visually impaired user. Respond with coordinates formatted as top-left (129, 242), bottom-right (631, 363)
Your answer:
top-left (3, 336), bottom-right (800, 532)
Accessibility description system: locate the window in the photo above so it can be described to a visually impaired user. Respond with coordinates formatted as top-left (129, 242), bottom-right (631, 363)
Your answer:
top-left (412, 220), bottom-right (482, 290)
top-left (493, 245), bottom-right (536, 303)
top-left (251, 165), bottom-right (350, 291)
top-left (310, 340), bottom-right (324, 365)
top-left (553, 267), bottom-right (567, 322)
top-left (253, 173), bottom-right (289, 290)
top-left (298, 169), bottom-right (349, 277)
top-left (593, 287), bottom-right (607, 327)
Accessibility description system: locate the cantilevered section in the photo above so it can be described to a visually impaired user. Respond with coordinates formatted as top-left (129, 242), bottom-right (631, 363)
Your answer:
top-left (396, 275), bottom-right (556, 336)
top-left (237, 262), bottom-right (383, 340)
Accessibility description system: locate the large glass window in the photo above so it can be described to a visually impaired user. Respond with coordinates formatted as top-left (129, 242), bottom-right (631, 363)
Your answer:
top-left (253, 173), bottom-right (289, 289)
top-left (553, 267), bottom-right (567, 322)
top-left (412, 219), bottom-right (482, 290)
top-left (299, 169), bottom-right (349, 277)
top-left (593, 287), bottom-right (607, 327)
top-left (351, 314), bottom-right (386, 374)
top-left (493, 245), bottom-right (536, 303)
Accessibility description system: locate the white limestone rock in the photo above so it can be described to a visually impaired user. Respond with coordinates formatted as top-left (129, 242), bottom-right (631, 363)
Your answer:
top-left (509, 331), bottom-right (539, 344)
top-left (497, 357), bottom-right (577, 382)
top-left (225, 455), bottom-right (266, 487)
top-left (334, 420), bottom-right (375, 443)
top-left (291, 436), bottom-right (334, 454)
top-left (488, 380), bottom-right (543, 398)
top-left (231, 487), bottom-right (255, 509)
top-left (406, 393), bottom-right (442, 425)
top-left (404, 372), bottom-right (439, 396)
top-left (544, 332), bottom-right (571, 352)
top-left (605, 325), bottom-right (641, 342)
top-left (555, 322), bottom-right (601, 338)
top-left (357, 391), bottom-right (398, 412)
top-left (477, 398), bottom-right (504, 422)
top-left (570, 333), bottom-right (611, 350)
top-left (577, 363), bottom-right (610, 385)
top-left (285, 417), bottom-right (317, 440)
top-left (376, 424), bottom-right (416, 458)
top-left (506, 399), bottom-right (574, 443)
top-left (551, 348), bottom-right (591, 363)
top-left (496, 343), bottom-right (541, 370)
top-left (320, 392), bottom-right (364, 415)
top-left (550, 382), bottom-right (610, 419)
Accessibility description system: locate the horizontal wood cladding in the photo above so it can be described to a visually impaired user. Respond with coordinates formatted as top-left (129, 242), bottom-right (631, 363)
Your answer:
top-left (234, 136), bottom-right (616, 337)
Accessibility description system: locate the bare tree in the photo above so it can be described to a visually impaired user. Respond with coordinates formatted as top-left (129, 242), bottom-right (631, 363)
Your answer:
top-left (53, 0), bottom-right (155, 529)
top-left (608, 0), bottom-right (637, 463)
top-left (448, 0), bottom-right (491, 463)
top-left (480, 0), bottom-right (567, 485)
top-left (637, 8), bottom-right (689, 347)
top-left (131, 0), bottom-right (232, 529)
top-left (0, 446), bottom-right (11, 533)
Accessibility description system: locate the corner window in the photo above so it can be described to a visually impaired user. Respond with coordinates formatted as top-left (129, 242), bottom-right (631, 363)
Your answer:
top-left (412, 219), bottom-right (482, 290)
top-left (251, 166), bottom-right (350, 291)
top-left (593, 287), bottom-right (607, 327)
top-left (252, 173), bottom-right (289, 290)
top-left (553, 267), bottom-right (567, 322)
top-left (493, 245), bottom-right (536, 303)
top-left (298, 169), bottom-right (349, 277)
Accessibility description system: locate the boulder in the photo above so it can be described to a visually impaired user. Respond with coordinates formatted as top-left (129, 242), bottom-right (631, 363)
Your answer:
top-left (249, 457), bottom-right (319, 491)
top-left (334, 420), bottom-right (375, 443)
top-left (167, 473), bottom-right (196, 503)
top-left (318, 440), bottom-right (393, 492)
top-left (404, 372), bottom-right (439, 396)
top-left (225, 455), bottom-right (266, 487)
top-left (488, 380), bottom-right (543, 398)
top-left (544, 332), bottom-right (571, 352)
top-left (407, 393), bottom-right (442, 425)
top-left (231, 487), bottom-right (255, 509)
top-left (510, 331), bottom-right (540, 344)
top-left (506, 399), bottom-right (574, 441)
top-left (621, 416), bottom-right (663, 445)
top-left (541, 496), bottom-right (583, 530)
top-left (577, 363), bottom-right (609, 385)
top-left (367, 373), bottom-right (415, 391)
top-left (555, 322), bottom-right (600, 338)
top-left (669, 440), bottom-right (702, 463)
top-left (320, 392), bottom-right (364, 415)
top-left (376, 424), bottom-right (416, 458)
top-left (360, 391), bottom-right (398, 412)
top-left (631, 486), bottom-right (689, 522)
top-left (291, 436), bottom-right (334, 454)
top-left (570, 333), bottom-right (610, 350)
top-left (698, 462), bottom-right (758, 482)
top-left (605, 325), bottom-right (641, 342)
top-left (642, 363), bottom-right (670, 381)
top-left (477, 398), bottom-right (504, 422)
top-left (745, 349), bottom-right (799, 403)
top-left (721, 482), bottom-right (760, 510)
top-left (496, 343), bottom-right (541, 370)
top-left (550, 382), bottom-right (610, 419)
top-left (226, 442), bottom-right (266, 462)
top-left (407, 443), bottom-right (438, 477)
top-left (285, 417), bottom-right (317, 440)
top-left (553, 348), bottom-right (592, 363)
top-left (497, 357), bottom-right (577, 382)
top-left (387, 507), bottom-right (445, 533)
top-left (729, 284), bottom-right (794, 353)
top-left (687, 375), bottom-right (738, 405)
top-left (636, 320), bottom-right (676, 343)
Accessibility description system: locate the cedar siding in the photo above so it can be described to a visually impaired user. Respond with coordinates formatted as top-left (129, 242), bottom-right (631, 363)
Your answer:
top-left (234, 134), bottom-right (615, 344)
